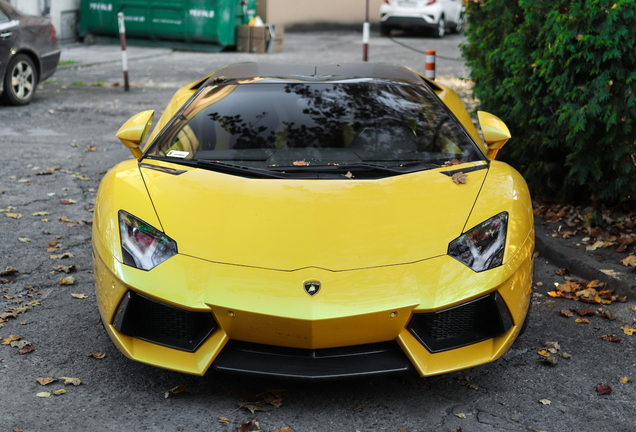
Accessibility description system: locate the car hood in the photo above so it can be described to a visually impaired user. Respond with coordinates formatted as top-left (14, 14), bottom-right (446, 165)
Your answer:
top-left (140, 163), bottom-right (488, 271)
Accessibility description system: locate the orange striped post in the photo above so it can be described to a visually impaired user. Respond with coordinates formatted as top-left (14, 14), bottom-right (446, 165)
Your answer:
top-left (425, 49), bottom-right (435, 80)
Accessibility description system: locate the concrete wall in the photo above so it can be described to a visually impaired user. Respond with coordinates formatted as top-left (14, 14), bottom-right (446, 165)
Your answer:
top-left (8, 0), bottom-right (80, 41)
top-left (257, 0), bottom-right (385, 26)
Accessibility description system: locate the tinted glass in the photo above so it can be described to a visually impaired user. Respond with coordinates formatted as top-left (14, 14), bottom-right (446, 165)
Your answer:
top-left (0, 7), bottom-right (9, 22)
top-left (149, 81), bottom-right (483, 173)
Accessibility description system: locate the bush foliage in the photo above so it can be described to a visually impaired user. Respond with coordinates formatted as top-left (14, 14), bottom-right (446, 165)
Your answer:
top-left (462, 0), bottom-right (636, 207)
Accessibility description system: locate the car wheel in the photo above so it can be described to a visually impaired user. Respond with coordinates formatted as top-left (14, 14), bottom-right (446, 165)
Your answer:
top-left (453, 12), bottom-right (464, 34)
top-left (518, 296), bottom-right (532, 337)
top-left (2, 54), bottom-right (37, 106)
top-left (435, 15), bottom-right (445, 38)
top-left (380, 25), bottom-right (391, 37)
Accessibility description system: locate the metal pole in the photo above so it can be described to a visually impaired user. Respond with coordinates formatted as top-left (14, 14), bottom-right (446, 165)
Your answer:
top-left (118, 12), bottom-right (130, 92)
top-left (362, 0), bottom-right (369, 61)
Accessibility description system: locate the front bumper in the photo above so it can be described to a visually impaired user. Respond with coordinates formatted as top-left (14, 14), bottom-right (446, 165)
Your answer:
top-left (93, 230), bottom-right (533, 377)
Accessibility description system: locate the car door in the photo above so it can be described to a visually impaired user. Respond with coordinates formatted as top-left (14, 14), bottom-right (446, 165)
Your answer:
top-left (0, 3), bottom-right (19, 83)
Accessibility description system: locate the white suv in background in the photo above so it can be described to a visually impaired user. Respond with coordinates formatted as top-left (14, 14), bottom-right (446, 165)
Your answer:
top-left (379, 0), bottom-right (465, 38)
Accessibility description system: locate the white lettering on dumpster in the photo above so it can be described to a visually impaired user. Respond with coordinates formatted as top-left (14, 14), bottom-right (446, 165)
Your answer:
top-left (89, 3), bottom-right (113, 11)
top-left (189, 9), bottom-right (214, 19)
top-left (124, 16), bottom-right (145, 23)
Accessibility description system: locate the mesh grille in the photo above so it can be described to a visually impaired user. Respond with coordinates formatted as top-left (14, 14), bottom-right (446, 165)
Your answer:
top-left (137, 299), bottom-right (200, 342)
top-left (113, 291), bottom-right (216, 352)
top-left (408, 293), bottom-right (511, 353)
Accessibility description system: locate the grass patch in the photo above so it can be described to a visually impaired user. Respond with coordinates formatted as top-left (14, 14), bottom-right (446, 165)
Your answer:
top-left (58, 60), bottom-right (81, 66)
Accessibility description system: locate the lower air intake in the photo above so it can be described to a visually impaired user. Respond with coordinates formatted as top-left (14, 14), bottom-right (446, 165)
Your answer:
top-left (112, 291), bottom-right (216, 352)
top-left (408, 292), bottom-right (513, 353)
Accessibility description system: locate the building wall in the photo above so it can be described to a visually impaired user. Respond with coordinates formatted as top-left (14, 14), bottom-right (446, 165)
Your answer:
top-left (8, 0), bottom-right (80, 41)
top-left (257, 0), bottom-right (385, 26)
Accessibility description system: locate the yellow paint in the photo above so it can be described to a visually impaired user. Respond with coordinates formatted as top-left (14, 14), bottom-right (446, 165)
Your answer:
top-left (92, 68), bottom-right (534, 376)
top-left (478, 111), bottom-right (512, 160)
top-left (116, 110), bottom-right (154, 158)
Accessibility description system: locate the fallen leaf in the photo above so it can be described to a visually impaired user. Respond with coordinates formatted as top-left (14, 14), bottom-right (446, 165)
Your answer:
top-left (352, 407), bottom-right (362, 412)
top-left (60, 377), bottom-right (82, 386)
top-left (455, 413), bottom-right (466, 419)
top-left (621, 255), bottom-right (636, 267)
top-left (239, 402), bottom-right (269, 414)
top-left (575, 318), bottom-right (589, 324)
top-left (545, 341), bottom-right (561, 351)
top-left (542, 356), bottom-right (558, 366)
top-left (18, 345), bottom-right (35, 354)
top-left (37, 392), bottom-right (51, 398)
top-left (53, 265), bottom-right (76, 273)
top-left (60, 199), bottom-right (76, 205)
top-left (52, 389), bottom-right (66, 396)
top-left (11, 339), bottom-right (31, 349)
top-left (218, 417), bottom-right (230, 424)
top-left (539, 399), bottom-right (551, 405)
top-left (6, 213), bottom-right (22, 219)
top-left (0, 267), bottom-right (19, 276)
top-left (37, 377), bottom-right (56, 386)
top-left (596, 384), bottom-right (612, 395)
top-left (18, 238), bottom-right (31, 243)
top-left (343, 171), bottom-right (354, 179)
top-left (31, 211), bottom-right (50, 216)
top-left (60, 276), bottom-right (75, 286)
top-left (456, 375), bottom-right (470, 381)
top-left (586, 241), bottom-right (605, 251)
top-left (238, 417), bottom-right (262, 432)
top-left (559, 310), bottom-right (573, 317)
top-left (621, 325), bottom-right (636, 336)
top-left (2, 335), bottom-right (21, 344)
top-left (292, 159), bottom-right (309, 166)
top-left (537, 350), bottom-right (551, 357)
top-left (619, 377), bottom-right (630, 384)
top-left (71, 293), bottom-right (87, 299)
top-left (88, 352), bottom-right (106, 359)
top-left (451, 172), bottom-right (467, 184)
top-left (50, 252), bottom-right (74, 260)
top-left (264, 394), bottom-right (283, 407)
top-left (164, 384), bottom-right (185, 398)
top-left (467, 383), bottom-right (479, 390)
top-left (577, 308), bottom-right (596, 316)
top-left (272, 428), bottom-right (294, 432)
top-left (600, 335), bottom-right (621, 342)
top-left (598, 308), bottom-right (615, 320)
top-left (548, 291), bottom-right (563, 297)
top-left (559, 352), bottom-right (572, 359)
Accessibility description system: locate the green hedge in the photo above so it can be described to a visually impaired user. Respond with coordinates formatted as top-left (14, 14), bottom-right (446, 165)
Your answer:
top-left (462, 0), bottom-right (636, 207)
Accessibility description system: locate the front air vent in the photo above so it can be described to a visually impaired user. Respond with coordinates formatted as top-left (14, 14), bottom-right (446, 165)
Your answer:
top-left (408, 292), bottom-right (513, 353)
top-left (112, 291), bottom-right (216, 352)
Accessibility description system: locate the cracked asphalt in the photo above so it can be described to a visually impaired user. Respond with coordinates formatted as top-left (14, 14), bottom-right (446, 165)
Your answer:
top-left (1, 31), bottom-right (635, 431)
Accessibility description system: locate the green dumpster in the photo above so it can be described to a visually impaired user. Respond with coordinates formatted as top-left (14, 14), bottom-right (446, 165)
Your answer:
top-left (79, 0), bottom-right (257, 51)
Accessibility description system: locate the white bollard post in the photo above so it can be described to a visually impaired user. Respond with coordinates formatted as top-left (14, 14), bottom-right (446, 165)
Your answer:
top-left (118, 12), bottom-right (130, 92)
top-left (425, 49), bottom-right (436, 80)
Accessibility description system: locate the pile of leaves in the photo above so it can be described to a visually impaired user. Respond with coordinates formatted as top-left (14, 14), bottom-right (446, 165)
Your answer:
top-left (533, 199), bottom-right (636, 266)
top-left (462, 0), bottom-right (636, 207)
top-left (547, 274), bottom-right (626, 304)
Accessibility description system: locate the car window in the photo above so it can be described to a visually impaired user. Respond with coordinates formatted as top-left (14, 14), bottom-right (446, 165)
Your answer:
top-left (149, 80), bottom-right (484, 174)
top-left (0, 7), bottom-right (10, 23)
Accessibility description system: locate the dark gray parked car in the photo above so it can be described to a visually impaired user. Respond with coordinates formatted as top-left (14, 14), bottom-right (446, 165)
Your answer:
top-left (0, 0), bottom-right (60, 105)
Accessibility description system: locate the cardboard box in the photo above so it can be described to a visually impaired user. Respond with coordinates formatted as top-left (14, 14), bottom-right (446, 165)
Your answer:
top-left (268, 25), bottom-right (284, 53)
top-left (236, 24), bottom-right (284, 54)
top-left (236, 24), bottom-right (250, 53)
top-left (250, 25), bottom-right (268, 54)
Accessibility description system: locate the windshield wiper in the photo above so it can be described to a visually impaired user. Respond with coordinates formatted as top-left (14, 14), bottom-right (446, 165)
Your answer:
top-left (267, 162), bottom-right (439, 174)
top-left (195, 159), bottom-right (289, 179)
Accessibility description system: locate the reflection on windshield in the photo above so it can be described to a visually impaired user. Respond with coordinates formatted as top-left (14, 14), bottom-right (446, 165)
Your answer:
top-left (150, 81), bottom-right (482, 171)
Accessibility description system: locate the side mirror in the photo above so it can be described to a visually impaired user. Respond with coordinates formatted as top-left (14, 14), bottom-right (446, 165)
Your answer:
top-left (477, 111), bottom-right (511, 160)
top-left (116, 110), bottom-right (155, 158)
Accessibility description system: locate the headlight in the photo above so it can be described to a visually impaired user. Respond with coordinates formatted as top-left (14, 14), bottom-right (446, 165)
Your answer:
top-left (448, 212), bottom-right (508, 272)
top-left (119, 211), bottom-right (177, 270)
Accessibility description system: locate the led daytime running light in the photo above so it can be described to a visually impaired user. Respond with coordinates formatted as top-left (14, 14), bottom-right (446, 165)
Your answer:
top-left (119, 211), bottom-right (177, 270)
top-left (448, 212), bottom-right (508, 272)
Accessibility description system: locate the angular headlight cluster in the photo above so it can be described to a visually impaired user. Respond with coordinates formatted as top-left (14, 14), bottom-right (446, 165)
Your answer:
top-left (119, 211), bottom-right (177, 270)
top-left (448, 212), bottom-right (508, 272)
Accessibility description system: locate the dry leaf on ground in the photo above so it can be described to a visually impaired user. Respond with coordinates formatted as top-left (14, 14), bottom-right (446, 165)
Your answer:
top-left (37, 377), bottom-right (56, 386)
top-left (597, 384), bottom-right (612, 395)
top-left (60, 276), bottom-right (75, 285)
top-left (71, 293), bottom-right (87, 299)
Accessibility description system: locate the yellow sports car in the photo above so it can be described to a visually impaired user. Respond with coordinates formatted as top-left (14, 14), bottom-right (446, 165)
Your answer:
top-left (93, 62), bottom-right (534, 379)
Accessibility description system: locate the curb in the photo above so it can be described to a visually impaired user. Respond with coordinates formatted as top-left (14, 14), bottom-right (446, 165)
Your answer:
top-left (534, 221), bottom-right (636, 302)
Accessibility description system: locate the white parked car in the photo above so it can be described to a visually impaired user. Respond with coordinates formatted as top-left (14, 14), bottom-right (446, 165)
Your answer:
top-left (379, 0), bottom-right (465, 38)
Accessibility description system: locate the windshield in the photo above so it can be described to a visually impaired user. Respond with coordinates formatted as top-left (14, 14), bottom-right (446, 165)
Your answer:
top-left (147, 80), bottom-right (484, 176)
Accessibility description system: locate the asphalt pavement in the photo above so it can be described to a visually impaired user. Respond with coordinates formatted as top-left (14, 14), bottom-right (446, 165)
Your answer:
top-left (1, 31), bottom-right (636, 432)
